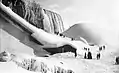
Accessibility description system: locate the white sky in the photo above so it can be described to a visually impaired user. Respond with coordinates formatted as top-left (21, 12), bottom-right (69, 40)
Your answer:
top-left (38, 0), bottom-right (119, 47)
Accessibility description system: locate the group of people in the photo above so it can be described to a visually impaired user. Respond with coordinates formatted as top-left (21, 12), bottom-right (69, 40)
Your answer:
top-left (84, 48), bottom-right (92, 59)
top-left (84, 47), bottom-right (101, 60)
top-left (55, 31), bottom-right (75, 41)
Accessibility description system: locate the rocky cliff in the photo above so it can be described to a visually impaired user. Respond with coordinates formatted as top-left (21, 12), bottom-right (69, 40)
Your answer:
top-left (2, 0), bottom-right (64, 34)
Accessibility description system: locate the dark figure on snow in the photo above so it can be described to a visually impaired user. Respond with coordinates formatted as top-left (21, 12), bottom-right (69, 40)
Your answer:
top-left (84, 47), bottom-right (87, 59)
top-left (55, 31), bottom-right (59, 35)
top-left (99, 46), bottom-right (102, 51)
top-left (71, 38), bottom-right (74, 41)
top-left (59, 33), bottom-right (63, 36)
top-left (62, 35), bottom-right (66, 38)
top-left (87, 48), bottom-right (92, 59)
top-left (84, 52), bottom-right (87, 59)
top-left (96, 52), bottom-right (100, 60)
top-left (103, 45), bottom-right (105, 50)
top-left (115, 56), bottom-right (119, 65)
top-left (84, 47), bottom-right (87, 50)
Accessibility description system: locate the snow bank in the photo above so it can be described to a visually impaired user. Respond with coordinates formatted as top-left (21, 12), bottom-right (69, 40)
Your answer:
top-left (4, 53), bottom-right (75, 73)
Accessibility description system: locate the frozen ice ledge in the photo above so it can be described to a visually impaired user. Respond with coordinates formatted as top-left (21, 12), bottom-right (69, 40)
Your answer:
top-left (0, 0), bottom-right (77, 56)
top-left (1, 0), bottom-right (64, 34)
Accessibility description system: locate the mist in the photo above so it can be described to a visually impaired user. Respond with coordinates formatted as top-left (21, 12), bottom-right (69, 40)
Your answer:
top-left (56, 0), bottom-right (119, 47)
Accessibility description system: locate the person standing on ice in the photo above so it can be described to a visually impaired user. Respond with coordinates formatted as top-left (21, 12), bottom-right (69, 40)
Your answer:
top-left (96, 51), bottom-right (100, 60)
top-left (115, 56), bottom-right (119, 64)
top-left (84, 47), bottom-right (87, 59)
top-left (97, 45), bottom-right (105, 60)
top-left (84, 52), bottom-right (87, 59)
top-left (87, 48), bottom-right (92, 59)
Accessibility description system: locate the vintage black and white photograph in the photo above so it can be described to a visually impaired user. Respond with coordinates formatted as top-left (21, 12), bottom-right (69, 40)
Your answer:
top-left (0, 0), bottom-right (119, 73)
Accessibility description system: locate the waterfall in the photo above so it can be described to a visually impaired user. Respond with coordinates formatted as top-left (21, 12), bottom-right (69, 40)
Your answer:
top-left (44, 10), bottom-right (64, 33)
top-left (1, 0), bottom-right (64, 34)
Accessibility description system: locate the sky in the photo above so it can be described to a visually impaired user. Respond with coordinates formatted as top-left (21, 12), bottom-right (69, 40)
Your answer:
top-left (38, 0), bottom-right (119, 29)
top-left (37, 0), bottom-right (119, 47)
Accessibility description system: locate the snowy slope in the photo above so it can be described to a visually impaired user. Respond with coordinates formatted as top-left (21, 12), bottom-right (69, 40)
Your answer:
top-left (0, 3), bottom-right (90, 56)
